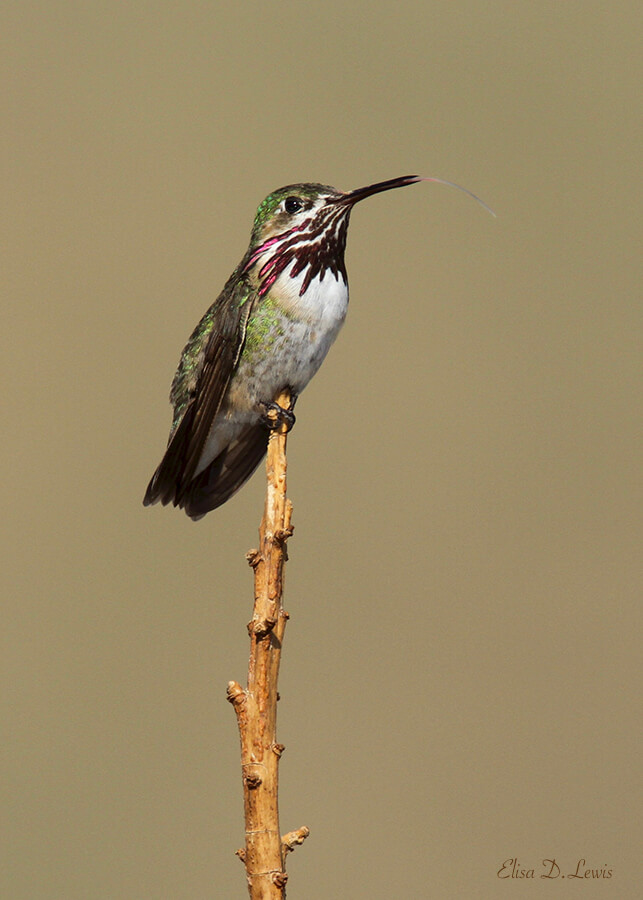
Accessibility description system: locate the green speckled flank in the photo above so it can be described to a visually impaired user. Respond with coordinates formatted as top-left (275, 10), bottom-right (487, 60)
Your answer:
top-left (242, 297), bottom-right (287, 359)
top-left (237, 287), bottom-right (252, 307)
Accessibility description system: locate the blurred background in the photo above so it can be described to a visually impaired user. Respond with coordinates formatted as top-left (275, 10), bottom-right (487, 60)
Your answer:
top-left (2, 2), bottom-right (640, 897)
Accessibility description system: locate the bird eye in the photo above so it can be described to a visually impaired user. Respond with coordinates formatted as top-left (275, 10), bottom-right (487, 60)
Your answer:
top-left (284, 196), bottom-right (302, 214)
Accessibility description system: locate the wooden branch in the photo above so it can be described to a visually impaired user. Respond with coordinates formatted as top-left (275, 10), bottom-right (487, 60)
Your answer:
top-left (228, 388), bottom-right (308, 898)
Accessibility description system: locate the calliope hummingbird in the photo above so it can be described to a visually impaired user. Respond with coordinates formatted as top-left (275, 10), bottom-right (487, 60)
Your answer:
top-left (144, 175), bottom-right (490, 519)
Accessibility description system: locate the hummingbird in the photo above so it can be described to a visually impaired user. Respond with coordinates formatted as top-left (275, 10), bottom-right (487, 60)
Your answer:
top-left (144, 175), bottom-right (491, 519)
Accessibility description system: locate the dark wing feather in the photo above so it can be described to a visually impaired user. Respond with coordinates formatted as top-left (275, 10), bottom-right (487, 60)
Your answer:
top-left (143, 277), bottom-right (255, 510)
top-left (178, 423), bottom-right (269, 520)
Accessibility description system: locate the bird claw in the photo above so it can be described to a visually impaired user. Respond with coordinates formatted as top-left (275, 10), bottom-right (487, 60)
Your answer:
top-left (260, 401), bottom-right (296, 432)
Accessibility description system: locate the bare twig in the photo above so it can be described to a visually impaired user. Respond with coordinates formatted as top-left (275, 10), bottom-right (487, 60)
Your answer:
top-left (228, 388), bottom-right (307, 898)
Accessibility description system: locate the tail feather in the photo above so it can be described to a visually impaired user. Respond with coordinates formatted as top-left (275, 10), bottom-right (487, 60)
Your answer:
top-left (143, 409), bottom-right (195, 507)
top-left (143, 421), bottom-right (269, 520)
top-left (179, 424), bottom-right (269, 519)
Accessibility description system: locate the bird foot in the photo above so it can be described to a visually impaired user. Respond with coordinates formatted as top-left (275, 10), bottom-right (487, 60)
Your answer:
top-left (260, 401), bottom-right (296, 432)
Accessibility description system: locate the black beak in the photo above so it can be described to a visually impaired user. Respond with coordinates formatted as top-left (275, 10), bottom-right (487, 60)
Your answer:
top-left (337, 175), bottom-right (422, 206)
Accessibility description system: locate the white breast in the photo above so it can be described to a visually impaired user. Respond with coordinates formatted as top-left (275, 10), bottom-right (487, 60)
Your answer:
top-left (276, 263), bottom-right (349, 331)
top-left (269, 263), bottom-right (349, 392)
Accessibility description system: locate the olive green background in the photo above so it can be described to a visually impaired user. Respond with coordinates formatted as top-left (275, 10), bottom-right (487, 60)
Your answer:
top-left (2, 2), bottom-right (640, 898)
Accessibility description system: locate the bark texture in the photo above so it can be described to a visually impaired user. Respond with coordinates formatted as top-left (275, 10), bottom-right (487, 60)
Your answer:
top-left (227, 389), bottom-right (308, 898)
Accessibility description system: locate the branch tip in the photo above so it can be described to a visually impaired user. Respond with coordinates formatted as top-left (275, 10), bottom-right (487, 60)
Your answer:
top-left (281, 826), bottom-right (310, 855)
top-left (226, 681), bottom-right (245, 706)
top-left (245, 549), bottom-right (262, 568)
top-left (274, 524), bottom-right (294, 543)
top-left (247, 615), bottom-right (277, 637)
top-left (271, 871), bottom-right (288, 888)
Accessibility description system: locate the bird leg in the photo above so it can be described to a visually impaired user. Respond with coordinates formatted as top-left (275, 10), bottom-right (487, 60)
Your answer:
top-left (260, 400), bottom-right (296, 433)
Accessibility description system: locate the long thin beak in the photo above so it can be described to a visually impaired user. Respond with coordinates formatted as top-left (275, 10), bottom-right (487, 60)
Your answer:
top-left (339, 175), bottom-right (423, 205)
top-left (337, 174), bottom-right (495, 216)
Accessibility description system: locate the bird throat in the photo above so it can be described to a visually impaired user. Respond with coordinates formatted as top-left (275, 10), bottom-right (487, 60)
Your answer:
top-left (244, 205), bottom-right (351, 299)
